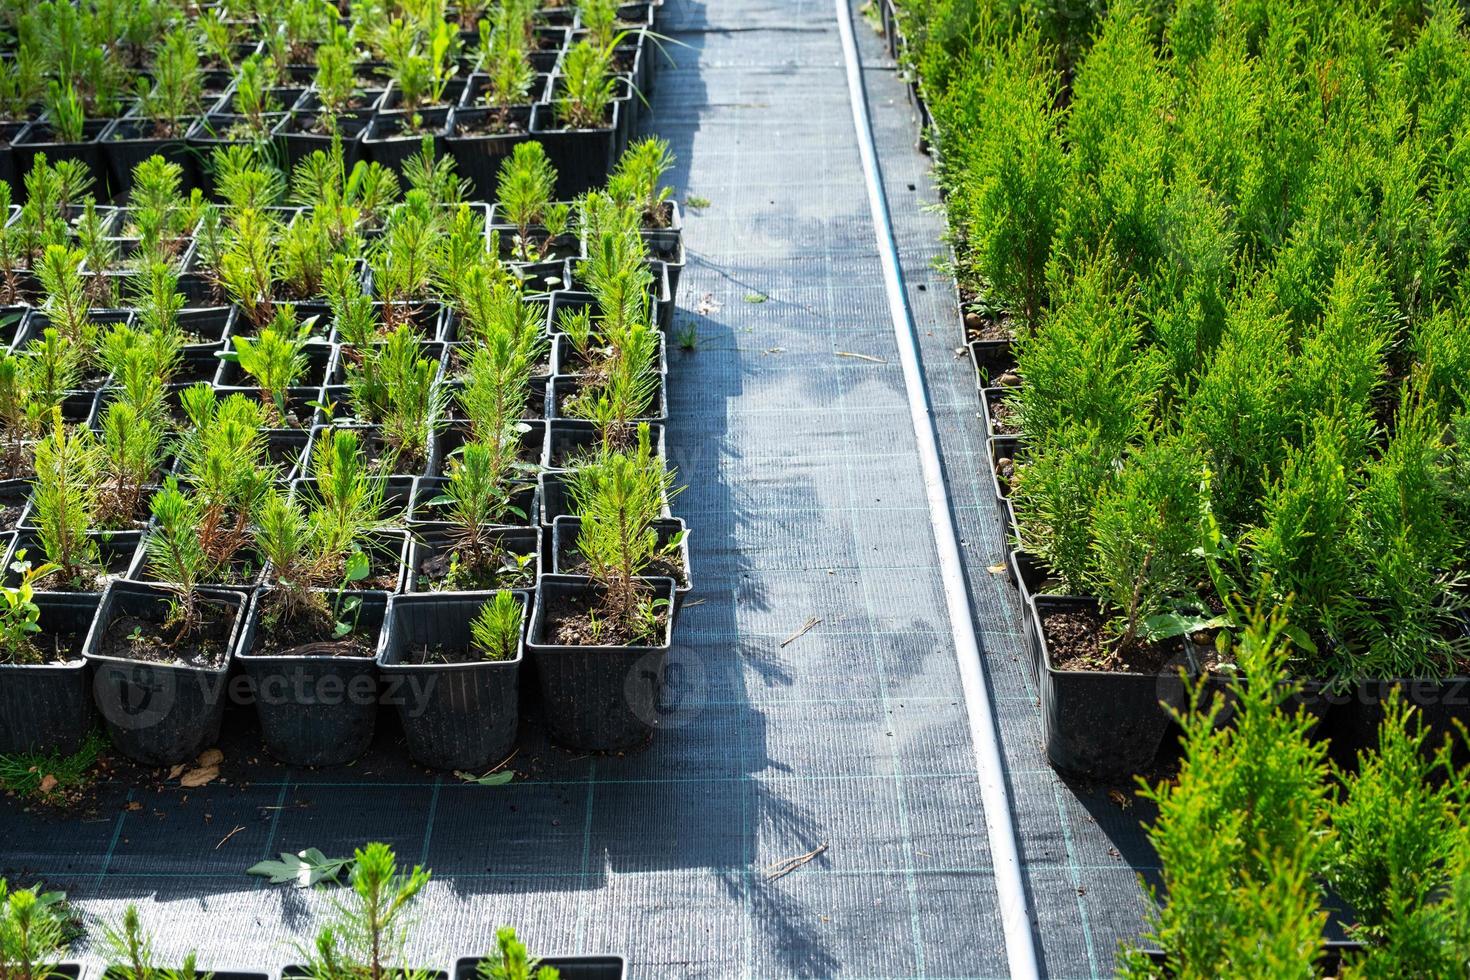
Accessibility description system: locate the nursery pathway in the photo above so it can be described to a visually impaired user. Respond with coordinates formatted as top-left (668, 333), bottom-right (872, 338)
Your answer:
top-left (0, 0), bottom-right (1154, 976)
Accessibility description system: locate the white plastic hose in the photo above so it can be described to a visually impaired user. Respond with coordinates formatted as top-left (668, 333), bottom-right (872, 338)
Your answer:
top-left (831, 2), bottom-right (1043, 977)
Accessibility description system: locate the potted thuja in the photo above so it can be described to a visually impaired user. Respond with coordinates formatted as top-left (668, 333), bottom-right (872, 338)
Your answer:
top-left (235, 430), bottom-right (402, 766)
top-left (527, 423), bottom-right (680, 751)
top-left (84, 479), bottom-right (250, 767)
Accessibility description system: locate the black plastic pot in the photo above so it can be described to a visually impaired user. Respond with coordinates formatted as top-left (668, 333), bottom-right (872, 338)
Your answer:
top-left (4, 529), bottom-right (144, 598)
top-left (981, 387), bottom-right (1020, 439)
top-left (1328, 677), bottom-right (1470, 764)
top-left (527, 99), bottom-right (622, 198)
top-left (405, 525), bottom-right (540, 594)
top-left (186, 113), bottom-right (287, 194)
top-left (13, 120), bottom-right (109, 192)
top-left (444, 105), bottom-right (534, 199)
top-left (452, 954), bottom-right (625, 980)
top-left (968, 338), bottom-right (1015, 386)
top-left (433, 418), bottom-right (544, 475)
top-left (272, 109), bottom-right (371, 174)
top-left (0, 120), bottom-right (30, 191)
top-left (0, 478), bottom-right (31, 531)
top-left (552, 515), bottom-right (691, 609)
top-left (1029, 594), bottom-right (1191, 778)
top-left (100, 115), bottom-right (201, 197)
top-left (526, 573), bottom-right (676, 752)
top-left (362, 109), bottom-right (450, 171)
top-left (377, 590), bottom-right (526, 770)
top-left (291, 474), bottom-right (417, 529)
top-left (409, 475), bottom-right (539, 530)
top-left (236, 589), bottom-right (389, 767)
top-left (546, 373), bottom-right (667, 425)
top-left (540, 419), bottom-right (665, 472)
top-left (83, 580), bottom-right (247, 766)
top-left (0, 593), bottom-right (101, 755)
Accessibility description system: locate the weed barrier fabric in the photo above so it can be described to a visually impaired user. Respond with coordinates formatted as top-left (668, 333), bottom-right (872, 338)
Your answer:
top-left (0, 0), bottom-right (1147, 975)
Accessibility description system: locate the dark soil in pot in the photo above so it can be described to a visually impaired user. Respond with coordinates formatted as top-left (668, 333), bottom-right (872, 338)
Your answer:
top-left (1040, 604), bottom-right (1179, 675)
top-left (408, 526), bottom-right (539, 593)
top-left (10, 530), bottom-right (142, 596)
top-left (542, 585), bottom-right (669, 648)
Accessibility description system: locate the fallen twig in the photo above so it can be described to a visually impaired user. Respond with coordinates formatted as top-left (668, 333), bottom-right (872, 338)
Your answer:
top-left (765, 842), bottom-right (829, 880)
top-left (835, 351), bottom-right (886, 363)
top-left (215, 825), bottom-right (245, 849)
top-left (780, 617), bottom-right (821, 648)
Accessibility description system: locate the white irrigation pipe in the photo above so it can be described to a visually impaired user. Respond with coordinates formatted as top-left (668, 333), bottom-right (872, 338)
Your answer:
top-left (832, 3), bottom-right (1042, 977)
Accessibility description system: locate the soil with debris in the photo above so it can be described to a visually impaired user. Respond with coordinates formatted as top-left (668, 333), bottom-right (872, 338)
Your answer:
top-left (254, 611), bottom-right (374, 658)
top-left (1042, 605), bottom-right (1177, 674)
top-left (544, 589), bottom-right (667, 647)
top-left (99, 607), bottom-right (235, 669)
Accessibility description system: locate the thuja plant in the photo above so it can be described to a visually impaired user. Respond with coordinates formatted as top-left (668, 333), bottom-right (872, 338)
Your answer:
top-left (299, 842), bottom-right (431, 980)
top-left (1324, 694), bottom-right (1470, 976)
top-left (1117, 610), bottom-right (1332, 978)
top-left (0, 878), bottom-right (70, 980)
top-left (565, 424), bottom-right (679, 643)
top-left (100, 904), bottom-right (202, 980)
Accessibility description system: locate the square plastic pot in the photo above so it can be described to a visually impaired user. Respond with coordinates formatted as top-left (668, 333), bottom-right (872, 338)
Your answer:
top-left (404, 525), bottom-right (540, 594)
top-left (100, 115), bottom-right (200, 197)
top-left (235, 589), bottom-right (389, 766)
top-left (376, 590), bottom-right (526, 770)
top-left (272, 109), bottom-right (372, 174)
top-left (4, 530), bottom-right (144, 599)
top-left (408, 475), bottom-right (539, 531)
top-left (83, 580), bottom-right (248, 766)
top-left (0, 121), bottom-right (29, 191)
top-left (452, 954), bottom-right (625, 980)
top-left (528, 99), bottom-right (621, 198)
top-left (13, 120), bottom-right (109, 193)
top-left (552, 515), bottom-right (690, 609)
top-left (0, 592), bottom-right (101, 754)
top-left (546, 373), bottom-right (667, 425)
top-left (1029, 594), bottom-right (1191, 778)
top-left (539, 419), bottom-right (665, 472)
top-left (363, 109), bottom-right (450, 171)
top-left (526, 573), bottom-right (675, 752)
top-left (444, 105), bottom-right (534, 200)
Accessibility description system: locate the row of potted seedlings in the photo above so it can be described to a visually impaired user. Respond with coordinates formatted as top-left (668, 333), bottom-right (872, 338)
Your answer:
top-left (0, 136), bottom-right (692, 772)
top-left (0, 0), bottom-right (665, 200)
top-left (879, 1), bottom-right (1470, 779)
top-left (1, 841), bottom-right (626, 978)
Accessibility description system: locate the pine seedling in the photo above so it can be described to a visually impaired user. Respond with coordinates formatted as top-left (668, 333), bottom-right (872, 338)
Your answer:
top-left (314, 40), bottom-right (361, 131)
top-left (101, 904), bottom-right (201, 980)
top-left (0, 878), bottom-right (70, 980)
top-left (217, 207), bottom-right (280, 327)
top-left (344, 324), bottom-right (447, 468)
top-left (458, 335), bottom-right (539, 449)
top-left (369, 193), bottom-right (438, 322)
top-left (475, 5), bottom-right (536, 112)
top-left (253, 488), bottom-right (335, 628)
top-left (430, 440), bottom-right (528, 583)
top-left (469, 591), bottom-right (522, 661)
top-left (146, 478), bottom-right (222, 639)
top-left (173, 388), bottom-right (276, 568)
top-left (43, 82), bottom-right (86, 145)
top-left (278, 211), bottom-right (337, 301)
top-left (230, 54), bottom-right (280, 138)
top-left (301, 842), bottom-right (431, 980)
top-left (566, 423), bottom-right (678, 638)
top-left (402, 137), bottom-right (469, 208)
top-left (226, 307), bottom-right (314, 422)
top-left (476, 925), bottom-right (560, 980)
top-left (303, 427), bottom-right (392, 562)
top-left (555, 38), bottom-right (616, 130)
top-left (130, 263), bottom-right (187, 340)
top-left (610, 138), bottom-right (675, 228)
top-left (495, 142), bottom-right (567, 262)
top-left (30, 414), bottom-right (103, 588)
top-left (34, 246), bottom-right (93, 347)
top-left (136, 27), bottom-right (202, 137)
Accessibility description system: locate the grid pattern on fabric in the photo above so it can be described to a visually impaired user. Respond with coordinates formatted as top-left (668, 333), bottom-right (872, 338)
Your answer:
top-left (0, 1), bottom-right (1030, 977)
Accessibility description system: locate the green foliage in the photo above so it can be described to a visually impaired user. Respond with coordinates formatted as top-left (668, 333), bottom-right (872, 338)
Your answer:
top-left (475, 926), bottom-right (560, 980)
top-left (0, 878), bottom-right (70, 979)
top-left (30, 414), bottom-right (101, 586)
top-left (344, 325), bottom-right (447, 467)
top-left (0, 551), bottom-right (60, 666)
top-left (554, 38), bottom-right (615, 130)
top-left (300, 842), bottom-right (431, 980)
top-left (609, 138), bottom-right (675, 228)
top-left (469, 591), bottom-right (523, 662)
top-left (1119, 611), bottom-right (1332, 978)
top-left (496, 142), bottom-right (567, 262)
top-left (100, 905), bottom-right (201, 980)
top-left (226, 308), bottom-right (314, 422)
